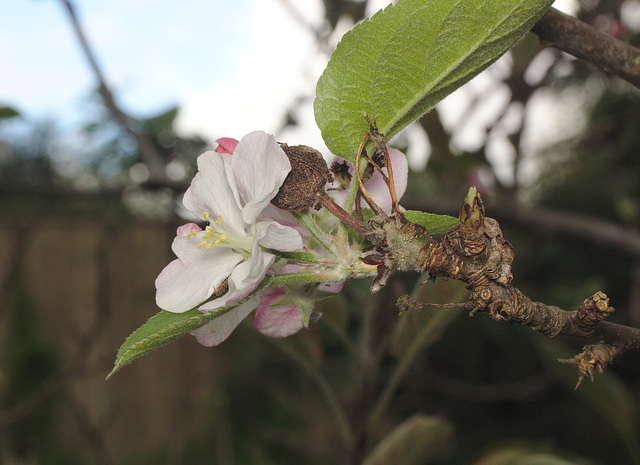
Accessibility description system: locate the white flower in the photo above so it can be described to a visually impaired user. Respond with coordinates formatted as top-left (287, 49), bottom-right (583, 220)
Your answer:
top-left (155, 131), bottom-right (303, 346)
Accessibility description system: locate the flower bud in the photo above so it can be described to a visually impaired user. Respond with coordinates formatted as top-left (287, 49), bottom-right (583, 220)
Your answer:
top-left (459, 186), bottom-right (485, 230)
top-left (271, 144), bottom-right (331, 211)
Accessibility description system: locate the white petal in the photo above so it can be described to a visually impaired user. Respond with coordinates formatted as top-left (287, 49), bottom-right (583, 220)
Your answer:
top-left (155, 235), bottom-right (243, 313)
top-left (255, 221), bottom-right (303, 252)
top-left (183, 151), bottom-right (246, 237)
top-left (228, 249), bottom-right (274, 295)
top-left (231, 131), bottom-right (291, 225)
top-left (260, 204), bottom-right (311, 245)
top-left (191, 297), bottom-right (259, 347)
top-left (387, 148), bottom-right (408, 202)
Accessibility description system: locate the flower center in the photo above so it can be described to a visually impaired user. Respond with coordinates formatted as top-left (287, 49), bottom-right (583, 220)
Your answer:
top-left (189, 211), bottom-right (253, 255)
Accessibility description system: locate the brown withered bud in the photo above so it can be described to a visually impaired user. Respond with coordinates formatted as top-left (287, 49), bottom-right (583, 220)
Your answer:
top-left (271, 143), bottom-right (332, 211)
top-left (330, 160), bottom-right (352, 190)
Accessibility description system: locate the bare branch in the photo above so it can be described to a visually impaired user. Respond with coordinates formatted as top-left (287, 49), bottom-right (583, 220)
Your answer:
top-left (58, 0), bottom-right (168, 181)
top-left (532, 7), bottom-right (640, 88)
top-left (403, 197), bottom-right (640, 261)
top-left (373, 189), bottom-right (640, 383)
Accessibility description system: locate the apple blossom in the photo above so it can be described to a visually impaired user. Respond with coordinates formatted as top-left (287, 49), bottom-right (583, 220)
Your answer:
top-left (252, 264), bottom-right (346, 338)
top-left (254, 286), bottom-right (305, 338)
top-left (155, 131), bottom-right (303, 346)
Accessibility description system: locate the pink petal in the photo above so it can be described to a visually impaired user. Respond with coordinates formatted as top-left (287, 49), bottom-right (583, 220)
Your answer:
top-left (361, 148), bottom-right (408, 213)
top-left (254, 288), bottom-right (305, 338)
top-left (176, 223), bottom-right (201, 236)
top-left (215, 137), bottom-right (239, 162)
top-left (327, 148), bottom-right (408, 214)
top-left (281, 264), bottom-right (305, 273)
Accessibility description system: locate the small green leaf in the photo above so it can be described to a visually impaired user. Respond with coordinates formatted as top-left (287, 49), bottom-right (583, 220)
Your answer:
top-left (107, 276), bottom-right (273, 379)
top-left (141, 106), bottom-right (179, 133)
top-left (362, 414), bottom-right (454, 465)
top-left (315, 0), bottom-right (553, 161)
top-left (0, 106), bottom-right (20, 119)
top-left (404, 210), bottom-right (459, 234)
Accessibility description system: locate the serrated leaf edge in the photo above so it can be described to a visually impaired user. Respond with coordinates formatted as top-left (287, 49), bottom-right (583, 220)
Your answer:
top-left (107, 276), bottom-right (273, 379)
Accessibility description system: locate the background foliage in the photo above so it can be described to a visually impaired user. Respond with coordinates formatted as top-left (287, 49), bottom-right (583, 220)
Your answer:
top-left (2, 0), bottom-right (640, 464)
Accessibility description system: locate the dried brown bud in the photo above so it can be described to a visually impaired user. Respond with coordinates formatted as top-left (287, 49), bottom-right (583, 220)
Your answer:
top-left (271, 144), bottom-right (331, 211)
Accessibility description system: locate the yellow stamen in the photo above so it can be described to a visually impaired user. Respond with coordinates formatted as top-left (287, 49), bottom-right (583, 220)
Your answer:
top-left (203, 211), bottom-right (210, 221)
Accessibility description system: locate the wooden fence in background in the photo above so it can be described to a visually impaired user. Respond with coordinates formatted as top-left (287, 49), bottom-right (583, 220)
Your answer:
top-left (0, 202), bottom-right (228, 463)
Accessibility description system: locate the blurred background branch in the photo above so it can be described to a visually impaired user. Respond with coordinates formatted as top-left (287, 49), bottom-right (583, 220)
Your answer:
top-left (533, 6), bottom-right (640, 88)
top-left (58, 0), bottom-right (169, 183)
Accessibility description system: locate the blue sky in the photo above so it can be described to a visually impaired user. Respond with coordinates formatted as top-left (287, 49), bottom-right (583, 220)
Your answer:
top-left (1, 0), bottom-right (585, 179)
top-left (1, 0), bottom-right (327, 144)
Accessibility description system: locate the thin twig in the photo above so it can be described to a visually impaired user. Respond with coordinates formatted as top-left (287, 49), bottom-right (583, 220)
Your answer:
top-left (532, 7), bottom-right (640, 88)
top-left (267, 338), bottom-right (355, 449)
top-left (58, 0), bottom-right (168, 181)
top-left (355, 133), bottom-right (386, 217)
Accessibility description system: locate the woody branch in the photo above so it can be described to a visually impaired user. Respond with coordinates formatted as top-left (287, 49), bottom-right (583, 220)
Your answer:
top-left (367, 187), bottom-right (640, 386)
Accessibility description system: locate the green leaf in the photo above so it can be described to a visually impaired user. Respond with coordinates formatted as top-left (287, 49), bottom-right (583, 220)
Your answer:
top-left (107, 276), bottom-right (273, 379)
top-left (404, 210), bottom-right (459, 234)
top-left (315, 0), bottom-right (553, 161)
top-left (0, 106), bottom-right (20, 119)
top-left (362, 414), bottom-right (454, 465)
top-left (141, 106), bottom-right (179, 134)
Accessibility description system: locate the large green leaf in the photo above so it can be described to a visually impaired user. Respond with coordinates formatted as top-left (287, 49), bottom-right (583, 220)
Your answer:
top-left (106, 276), bottom-right (272, 379)
top-left (315, 0), bottom-right (553, 161)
